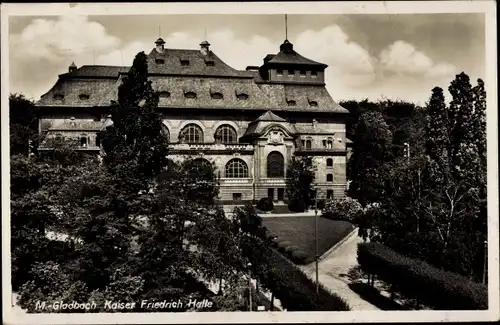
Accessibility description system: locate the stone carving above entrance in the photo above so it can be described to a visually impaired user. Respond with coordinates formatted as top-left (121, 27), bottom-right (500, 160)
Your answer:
top-left (267, 128), bottom-right (285, 146)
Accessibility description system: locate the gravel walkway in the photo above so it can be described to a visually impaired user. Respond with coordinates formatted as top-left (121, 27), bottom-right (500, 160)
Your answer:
top-left (299, 229), bottom-right (380, 311)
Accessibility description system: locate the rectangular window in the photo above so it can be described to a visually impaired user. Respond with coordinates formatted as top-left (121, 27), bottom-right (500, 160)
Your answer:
top-left (288, 69), bottom-right (295, 77)
top-left (233, 193), bottom-right (242, 201)
top-left (327, 190), bottom-right (334, 199)
top-left (180, 60), bottom-right (190, 66)
top-left (276, 69), bottom-right (283, 76)
top-left (299, 70), bottom-right (306, 77)
top-left (311, 70), bottom-right (318, 77)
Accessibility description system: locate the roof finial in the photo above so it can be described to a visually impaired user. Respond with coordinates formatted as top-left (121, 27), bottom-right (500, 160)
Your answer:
top-left (285, 14), bottom-right (288, 40)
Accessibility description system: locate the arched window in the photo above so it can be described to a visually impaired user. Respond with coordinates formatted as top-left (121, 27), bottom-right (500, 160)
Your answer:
top-left (327, 174), bottom-right (333, 182)
top-left (180, 124), bottom-right (203, 143)
top-left (305, 139), bottom-right (312, 149)
top-left (225, 159), bottom-right (249, 178)
top-left (326, 158), bottom-right (333, 167)
top-left (215, 125), bottom-right (237, 144)
top-left (186, 158), bottom-right (212, 180)
top-left (161, 124), bottom-right (170, 143)
top-left (267, 151), bottom-right (284, 178)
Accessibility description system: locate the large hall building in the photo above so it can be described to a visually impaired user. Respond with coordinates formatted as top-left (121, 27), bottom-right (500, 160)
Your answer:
top-left (36, 37), bottom-right (352, 204)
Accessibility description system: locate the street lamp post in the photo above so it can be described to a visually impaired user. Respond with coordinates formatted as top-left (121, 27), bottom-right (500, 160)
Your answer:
top-left (314, 188), bottom-right (319, 294)
top-left (248, 262), bottom-right (253, 311)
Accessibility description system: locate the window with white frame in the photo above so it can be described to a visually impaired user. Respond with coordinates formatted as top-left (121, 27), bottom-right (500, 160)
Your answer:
top-left (225, 158), bottom-right (249, 178)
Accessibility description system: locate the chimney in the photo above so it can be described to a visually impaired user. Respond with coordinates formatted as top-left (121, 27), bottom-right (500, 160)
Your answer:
top-left (200, 40), bottom-right (210, 55)
top-left (155, 38), bottom-right (165, 53)
top-left (69, 62), bottom-right (77, 73)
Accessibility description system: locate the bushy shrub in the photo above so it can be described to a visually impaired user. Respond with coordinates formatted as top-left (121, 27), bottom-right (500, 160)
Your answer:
top-left (357, 242), bottom-right (487, 310)
top-left (256, 198), bottom-right (274, 212)
top-left (322, 197), bottom-right (362, 222)
top-left (288, 198), bottom-right (306, 212)
top-left (277, 241), bottom-right (293, 253)
top-left (285, 245), bottom-right (300, 255)
top-left (241, 237), bottom-right (350, 311)
top-left (290, 250), bottom-right (308, 264)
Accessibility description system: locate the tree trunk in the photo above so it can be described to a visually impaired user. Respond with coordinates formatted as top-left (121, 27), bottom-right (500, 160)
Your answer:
top-left (218, 277), bottom-right (223, 295)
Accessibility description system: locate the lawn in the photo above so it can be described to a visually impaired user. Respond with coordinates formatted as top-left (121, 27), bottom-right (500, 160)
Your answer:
top-left (262, 216), bottom-right (355, 264)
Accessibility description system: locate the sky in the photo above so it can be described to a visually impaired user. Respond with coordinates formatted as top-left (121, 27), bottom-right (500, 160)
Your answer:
top-left (8, 13), bottom-right (485, 105)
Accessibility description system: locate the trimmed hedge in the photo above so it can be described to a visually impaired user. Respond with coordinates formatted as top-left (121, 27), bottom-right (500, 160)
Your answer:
top-left (288, 198), bottom-right (306, 212)
top-left (357, 242), bottom-right (488, 310)
top-left (256, 198), bottom-right (274, 212)
top-left (242, 237), bottom-right (350, 311)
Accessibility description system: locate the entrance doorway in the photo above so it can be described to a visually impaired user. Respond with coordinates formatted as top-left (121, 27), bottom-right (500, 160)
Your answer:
top-left (277, 188), bottom-right (285, 201)
top-left (268, 188), bottom-right (274, 201)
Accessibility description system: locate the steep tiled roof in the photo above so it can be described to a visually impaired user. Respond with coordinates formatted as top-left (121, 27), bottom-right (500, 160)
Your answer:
top-left (36, 44), bottom-right (348, 114)
top-left (147, 48), bottom-right (251, 78)
top-left (59, 65), bottom-right (129, 78)
top-left (36, 78), bottom-right (118, 107)
top-left (151, 76), bottom-right (275, 109)
top-left (267, 40), bottom-right (327, 68)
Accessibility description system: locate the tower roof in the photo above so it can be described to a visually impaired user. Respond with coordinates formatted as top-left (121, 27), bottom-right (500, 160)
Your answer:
top-left (155, 37), bottom-right (165, 45)
top-left (267, 40), bottom-right (327, 68)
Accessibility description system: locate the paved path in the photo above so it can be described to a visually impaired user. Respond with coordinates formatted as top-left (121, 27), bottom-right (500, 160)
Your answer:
top-left (300, 230), bottom-right (380, 311)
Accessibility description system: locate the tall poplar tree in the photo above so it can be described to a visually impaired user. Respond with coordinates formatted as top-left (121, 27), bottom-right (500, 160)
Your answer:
top-left (348, 110), bottom-right (393, 205)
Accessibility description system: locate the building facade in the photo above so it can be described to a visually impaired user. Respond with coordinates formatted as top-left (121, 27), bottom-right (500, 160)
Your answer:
top-left (36, 37), bottom-right (352, 204)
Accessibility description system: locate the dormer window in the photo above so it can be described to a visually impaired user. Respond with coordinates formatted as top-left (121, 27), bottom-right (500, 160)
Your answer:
top-left (185, 91), bottom-right (197, 99)
top-left (309, 100), bottom-right (318, 107)
top-left (159, 91), bottom-right (171, 98)
top-left (205, 60), bottom-right (215, 66)
top-left (79, 94), bottom-right (89, 101)
top-left (288, 69), bottom-right (295, 77)
top-left (155, 58), bottom-right (165, 64)
top-left (276, 69), bottom-right (283, 76)
top-left (311, 70), bottom-right (318, 77)
top-left (211, 92), bottom-right (223, 99)
top-left (236, 93), bottom-right (249, 100)
top-left (53, 94), bottom-right (64, 100)
top-left (180, 59), bottom-right (190, 66)
top-left (299, 70), bottom-right (306, 77)
top-left (287, 100), bottom-right (296, 106)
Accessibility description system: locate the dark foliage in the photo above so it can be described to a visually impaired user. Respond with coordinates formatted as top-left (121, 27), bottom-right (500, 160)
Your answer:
top-left (256, 198), bottom-right (274, 212)
top-left (241, 237), bottom-right (350, 311)
top-left (357, 242), bottom-right (487, 310)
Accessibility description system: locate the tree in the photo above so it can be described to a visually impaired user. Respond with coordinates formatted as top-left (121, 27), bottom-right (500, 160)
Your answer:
top-left (347, 110), bottom-right (393, 205)
top-left (101, 51), bottom-right (169, 191)
top-left (286, 155), bottom-right (315, 211)
top-left (368, 73), bottom-right (487, 281)
top-left (425, 87), bottom-right (451, 185)
top-left (9, 94), bottom-right (38, 156)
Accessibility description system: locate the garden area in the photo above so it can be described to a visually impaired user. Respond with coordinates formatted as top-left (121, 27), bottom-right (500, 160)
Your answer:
top-left (262, 216), bottom-right (355, 264)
